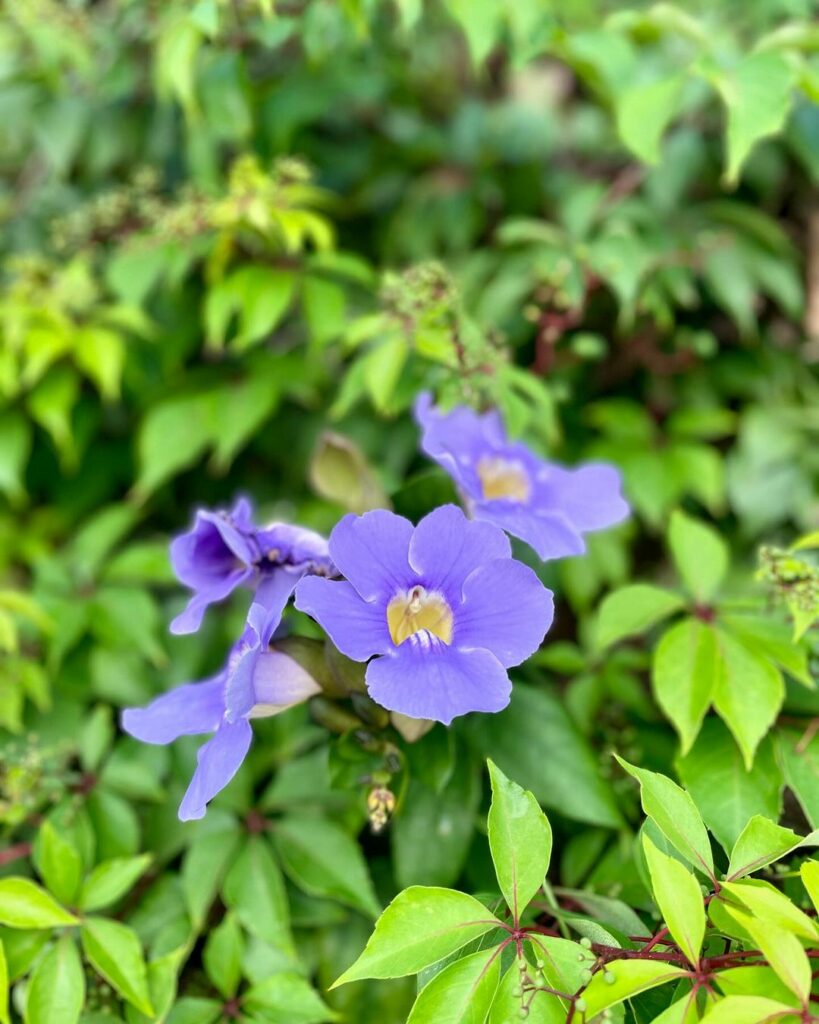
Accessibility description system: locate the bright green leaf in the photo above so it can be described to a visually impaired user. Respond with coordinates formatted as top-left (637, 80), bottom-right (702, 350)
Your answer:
top-left (408, 947), bottom-right (501, 1024)
top-left (487, 760), bottom-right (552, 921)
top-left (333, 887), bottom-right (502, 985)
top-left (668, 510), bottom-right (728, 604)
top-left (80, 854), bottom-right (152, 912)
top-left (652, 617), bottom-right (718, 753)
top-left (24, 936), bottom-right (84, 1024)
top-left (81, 917), bottom-right (153, 1016)
top-left (616, 75), bottom-right (683, 164)
top-left (615, 757), bottom-right (714, 877)
top-left (642, 835), bottom-right (705, 965)
top-left (596, 584), bottom-right (684, 648)
top-left (0, 878), bottom-right (78, 929)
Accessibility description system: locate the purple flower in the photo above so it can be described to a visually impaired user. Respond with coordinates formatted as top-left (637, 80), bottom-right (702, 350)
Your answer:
top-left (121, 596), bottom-right (320, 820)
top-left (294, 504), bottom-right (553, 725)
top-left (170, 497), bottom-right (334, 634)
top-left (414, 393), bottom-right (629, 560)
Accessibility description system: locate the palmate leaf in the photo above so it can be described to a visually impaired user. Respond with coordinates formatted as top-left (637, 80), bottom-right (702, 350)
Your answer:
top-left (80, 917), bottom-right (153, 1016)
top-left (24, 936), bottom-right (84, 1024)
top-left (333, 887), bottom-right (503, 986)
top-left (579, 960), bottom-right (688, 1019)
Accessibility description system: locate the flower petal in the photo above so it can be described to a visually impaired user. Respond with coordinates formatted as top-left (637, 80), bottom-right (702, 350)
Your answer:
top-left (475, 503), bottom-right (585, 560)
top-left (328, 510), bottom-right (413, 602)
top-left (414, 392), bottom-right (507, 497)
top-left (252, 569), bottom-right (303, 646)
top-left (295, 576), bottom-right (391, 661)
top-left (540, 463), bottom-right (630, 532)
top-left (366, 635), bottom-right (511, 725)
top-left (456, 558), bottom-right (554, 667)
top-left (121, 676), bottom-right (225, 744)
top-left (408, 504), bottom-right (510, 599)
top-left (178, 718), bottom-right (253, 821)
top-left (170, 569), bottom-right (250, 635)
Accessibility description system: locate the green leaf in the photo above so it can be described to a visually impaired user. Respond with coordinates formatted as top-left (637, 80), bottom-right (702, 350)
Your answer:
top-left (614, 758), bottom-right (714, 877)
top-left (202, 912), bottom-right (243, 1000)
top-left (652, 617), bottom-right (718, 753)
top-left (717, 51), bottom-right (796, 184)
top-left (668, 510), bottom-right (728, 604)
top-left (713, 630), bottom-right (784, 769)
top-left (579, 959), bottom-right (688, 1018)
top-left (24, 936), bottom-right (84, 1024)
top-left (0, 878), bottom-right (78, 929)
top-left (81, 917), bottom-right (153, 1016)
top-left (165, 998), bottom-right (222, 1024)
top-left (467, 686), bottom-right (623, 829)
top-left (642, 835), bottom-right (705, 965)
top-left (727, 815), bottom-right (818, 879)
top-left (393, 766), bottom-right (479, 890)
top-left (243, 972), bottom-right (339, 1024)
top-left (0, 940), bottom-right (6, 1024)
top-left (723, 907), bottom-right (810, 1002)
top-left (33, 821), bottom-right (83, 907)
top-left (0, 412), bottom-right (32, 504)
top-left (407, 947), bottom-right (501, 1024)
top-left (678, 722), bottom-right (782, 851)
top-left (616, 75), bottom-right (683, 164)
top-left (490, 960), bottom-right (565, 1023)
top-left (487, 760), bottom-right (552, 921)
top-left (182, 826), bottom-right (241, 930)
top-left (723, 879), bottom-right (819, 942)
top-left (362, 335), bottom-right (408, 413)
top-left (699, 996), bottom-right (802, 1024)
top-left (801, 860), bottom-right (819, 913)
top-left (443, 0), bottom-right (502, 66)
top-left (74, 326), bottom-right (125, 401)
top-left (273, 815), bottom-right (380, 919)
top-left (596, 584), bottom-right (684, 648)
top-left (222, 837), bottom-right (294, 958)
top-left (776, 728), bottom-right (819, 828)
top-left (80, 854), bottom-right (152, 912)
top-left (302, 275), bottom-right (347, 346)
top-left (333, 887), bottom-right (502, 985)
top-left (205, 266), bottom-right (295, 351)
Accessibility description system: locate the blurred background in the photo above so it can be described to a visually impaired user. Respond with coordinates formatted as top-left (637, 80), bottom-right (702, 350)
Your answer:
top-left (2, 1), bottom-right (819, 1021)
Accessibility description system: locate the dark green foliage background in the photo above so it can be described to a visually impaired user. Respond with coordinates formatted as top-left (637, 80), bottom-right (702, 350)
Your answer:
top-left (1, 1), bottom-right (819, 1022)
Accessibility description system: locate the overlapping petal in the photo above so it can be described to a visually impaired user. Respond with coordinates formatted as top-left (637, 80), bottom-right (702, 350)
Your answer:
top-left (295, 576), bottom-right (391, 660)
top-left (408, 504), bottom-right (510, 599)
top-left (328, 510), bottom-right (413, 602)
top-left (366, 634), bottom-right (511, 725)
top-left (539, 463), bottom-right (629, 532)
top-left (455, 558), bottom-right (554, 667)
top-left (474, 503), bottom-right (585, 560)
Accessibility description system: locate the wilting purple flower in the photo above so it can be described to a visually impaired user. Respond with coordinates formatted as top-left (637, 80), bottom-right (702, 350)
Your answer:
top-left (294, 505), bottom-right (553, 725)
top-left (414, 393), bottom-right (629, 560)
top-left (122, 597), bottom-right (320, 820)
top-left (170, 497), bottom-right (334, 634)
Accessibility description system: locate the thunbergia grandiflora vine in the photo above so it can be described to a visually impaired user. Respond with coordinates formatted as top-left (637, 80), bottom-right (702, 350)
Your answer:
top-left (122, 397), bottom-right (625, 820)
top-left (295, 504), bottom-right (553, 723)
top-left (415, 392), bottom-right (629, 559)
top-left (122, 499), bottom-right (333, 819)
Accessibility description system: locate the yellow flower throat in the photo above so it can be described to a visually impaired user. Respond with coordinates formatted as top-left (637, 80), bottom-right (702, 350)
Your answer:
top-left (387, 585), bottom-right (453, 646)
top-left (476, 455), bottom-right (530, 502)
